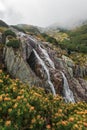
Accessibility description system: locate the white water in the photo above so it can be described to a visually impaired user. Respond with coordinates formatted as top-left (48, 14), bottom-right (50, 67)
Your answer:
top-left (33, 49), bottom-right (56, 95)
top-left (38, 45), bottom-right (55, 69)
top-left (61, 72), bottom-right (75, 103)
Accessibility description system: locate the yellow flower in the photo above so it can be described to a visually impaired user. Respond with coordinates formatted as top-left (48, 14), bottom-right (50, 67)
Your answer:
top-left (13, 103), bottom-right (18, 108)
top-left (46, 124), bottom-right (51, 129)
top-left (23, 98), bottom-right (27, 102)
top-left (30, 106), bottom-right (34, 111)
top-left (0, 70), bottom-right (2, 73)
top-left (37, 115), bottom-right (41, 119)
top-left (6, 75), bottom-right (9, 79)
top-left (61, 121), bottom-right (67, 126)
top-left (0, 79), bottom-right (3, 83)
top-left (74, 124), bottom-right (79, 129)
top-left (58, 109), bottom-right (62, 113)
top-left (0, 96), bottom-right (3, 102)
top-left (13, 87), bottom-right (17, 92)
top-left (31, 118), bottom-right (36, 124)
top-left (83, 122), bottom-right (87, 127)
top-left (8, 108), bottom-right (12, 113)
top-left (69, 117), bottom-right (74, 122)
top-left (26, 103), bottom-right (30, 107)
top-left (5, 120), bottom-right (11, 126)
top-left (4, 97), bottom-right (11, 101)
top-left (17, 96), bottom-right (21, 100)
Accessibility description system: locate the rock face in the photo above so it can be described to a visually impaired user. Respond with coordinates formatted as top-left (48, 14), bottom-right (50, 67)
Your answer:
top-left (2, 30), bottom-right (87, 102)
top-left (70, 78), bottom-right (87, 102)
top-left (3, 47), bottom-right (42, 87)
top-left (55, 55), bottom-right (87, 102)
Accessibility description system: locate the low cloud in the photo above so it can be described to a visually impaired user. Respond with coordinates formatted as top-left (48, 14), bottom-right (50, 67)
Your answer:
top-left (0, 0), bottom-right (87, 27)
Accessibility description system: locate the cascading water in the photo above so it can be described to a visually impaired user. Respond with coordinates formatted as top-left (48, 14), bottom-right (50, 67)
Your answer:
top-left (38, 45), bottom-right (55, 69)
top-left (33, 49), bottom-right (56, 95)
top-left (61, 72), bottom-right (75, 103)
top-left (18, 35), bottom-right (74, 100)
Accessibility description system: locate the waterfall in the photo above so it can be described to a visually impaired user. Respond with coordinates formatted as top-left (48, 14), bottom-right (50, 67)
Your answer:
top-left (38, 45), bottom-right (55, 69)
top-left (61, 72), bottom-right (75, 103)
top-left (33, 49), bottom-right (56, 95)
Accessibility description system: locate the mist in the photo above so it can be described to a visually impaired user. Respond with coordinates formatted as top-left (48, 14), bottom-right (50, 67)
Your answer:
top-left (0, 0), bottom-right (87, 28)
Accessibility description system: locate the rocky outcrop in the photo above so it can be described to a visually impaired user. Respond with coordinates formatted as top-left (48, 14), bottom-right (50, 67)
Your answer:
top-left (74, 65), bottom-right (87, 78)
top-left (70, 78), bottom-right (87, 102)
top-left (3, 30), bottom-right (87, 102)
top-left (3, 46), bottom-right (42, 87)
top-left (3, 33), bottom-right (63, 95)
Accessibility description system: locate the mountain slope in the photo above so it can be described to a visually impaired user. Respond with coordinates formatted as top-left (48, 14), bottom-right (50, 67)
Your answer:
top-left (46, 24), bottom-right (87, 53)
top-left (12, 24), bottom-right (40, 35)
top-left (0, 20), bottom-right (9, 27)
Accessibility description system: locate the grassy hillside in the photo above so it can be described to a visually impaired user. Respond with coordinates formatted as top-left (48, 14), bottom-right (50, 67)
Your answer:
top-left (0, 20), bottom-right (8, 33)
top-left (60, 24), bottom-right (87, 53)
top-left (46, 24), bottom-right (87, 53)
top-left (0, 70), bottom-right (87, 130)
top-left (12, 24), bottom-right (40, 35)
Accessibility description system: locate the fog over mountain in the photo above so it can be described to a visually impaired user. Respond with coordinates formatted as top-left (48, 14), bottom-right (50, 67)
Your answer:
top-left (0, 0), bottom-right (87, 28)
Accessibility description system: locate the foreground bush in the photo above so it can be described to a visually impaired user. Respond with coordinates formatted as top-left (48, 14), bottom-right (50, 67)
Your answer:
top-left (0, 70), bottom-right (87, 130)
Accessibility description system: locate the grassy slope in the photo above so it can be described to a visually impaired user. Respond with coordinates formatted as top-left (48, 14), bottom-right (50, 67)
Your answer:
top-left (60, 24), bottom-right (87, 53)
top-left (46, 24), bottom-right (87, 53)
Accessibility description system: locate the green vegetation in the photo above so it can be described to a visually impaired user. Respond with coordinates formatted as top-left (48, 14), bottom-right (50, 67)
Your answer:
top-left (11, 25), bottom-right (26, 33)
top-left (60, 24), bottom-right (87, 53)
top-left (13, 24), bottom-right (40, 35)
top-left (41, 33), bottom-right (58, 45)
top-left (2, 30), bottom-right (17, 45)
top-left (4, 29), bottom-right (16, 38)
top-left (0, 27), bottom-right (8, 33)
top-left (0, 70), bottom-right (87, 130)
top-left (6, 39), bottom-right (20, 48)
top-left (69, 53), bottom-right (87, 66)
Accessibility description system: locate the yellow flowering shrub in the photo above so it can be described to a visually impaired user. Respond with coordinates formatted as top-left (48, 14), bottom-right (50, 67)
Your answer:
top-left (0, 70), bottom-right (87, 130)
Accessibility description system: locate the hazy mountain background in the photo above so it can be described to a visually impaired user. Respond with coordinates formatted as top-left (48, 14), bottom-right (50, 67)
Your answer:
top-left (0, 0), bottom-right (87, 28)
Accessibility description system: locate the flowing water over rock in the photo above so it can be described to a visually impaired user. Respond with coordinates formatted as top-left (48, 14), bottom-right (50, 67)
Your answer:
top-left (61, 72), bottom-right (75, 103)
top-left (3, 30), bottom-right (87, 102)
top-left (33, 49), bottom-right (56, 95)
top-left (38, 45), bottom-right (55, 69)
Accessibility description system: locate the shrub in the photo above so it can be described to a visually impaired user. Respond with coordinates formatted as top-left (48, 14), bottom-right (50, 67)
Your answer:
top-left (0, 70), bottom-right (87, 130)
top-left (4, 29), bottom-right (16, 38)
top-left (41, 33), bottom-right (58, 45)
top-left (6, 39), bottom-right (20, 48)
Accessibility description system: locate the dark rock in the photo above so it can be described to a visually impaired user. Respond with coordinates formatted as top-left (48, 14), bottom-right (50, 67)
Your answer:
top-left (50, 69), bottom-right (63, 94)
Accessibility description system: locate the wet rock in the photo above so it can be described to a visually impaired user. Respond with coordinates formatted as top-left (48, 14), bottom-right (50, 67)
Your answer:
top-left (50, 69), bottom-right (63, 94)
top-left (74, 65), bottom-right (87, 78)
top-left (3, 31), bottom-right (87, 102)
top-left (70, 78), bottom-right (87, 102)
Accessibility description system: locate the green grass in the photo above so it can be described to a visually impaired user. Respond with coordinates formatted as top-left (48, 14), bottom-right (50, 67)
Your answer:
top-left (60, 24), bottom-right (87, 53)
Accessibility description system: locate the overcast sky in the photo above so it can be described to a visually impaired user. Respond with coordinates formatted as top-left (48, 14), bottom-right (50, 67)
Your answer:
top-left (0, 0), bottom-right (87, 27)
